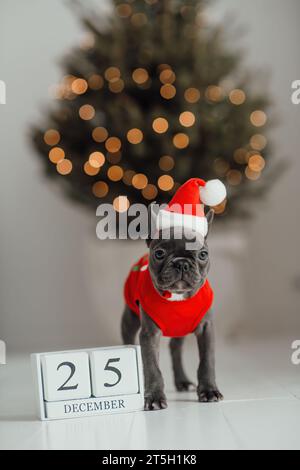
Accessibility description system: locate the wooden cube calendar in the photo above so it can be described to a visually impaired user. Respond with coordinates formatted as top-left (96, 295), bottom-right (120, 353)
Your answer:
top-left (31, 345), bottom-right (144, 420)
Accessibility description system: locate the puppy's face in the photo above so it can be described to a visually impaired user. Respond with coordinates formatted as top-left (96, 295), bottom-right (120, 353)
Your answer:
top-left (148, 226), bottom-right (211, 299)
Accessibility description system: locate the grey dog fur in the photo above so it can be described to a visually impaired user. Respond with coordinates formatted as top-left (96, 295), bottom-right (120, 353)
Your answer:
top-left (121, 209), bottom-right (223, 410)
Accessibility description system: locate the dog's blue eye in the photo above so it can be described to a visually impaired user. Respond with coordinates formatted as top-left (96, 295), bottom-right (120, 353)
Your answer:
top-left (154, 249), bottom-right (165, 260)
top-left (199, 250), bottom-right (208, 261)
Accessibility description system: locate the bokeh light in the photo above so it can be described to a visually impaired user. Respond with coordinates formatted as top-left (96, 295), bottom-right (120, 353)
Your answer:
top-left (107, 165), bottom-right (124, 181)
top-left (160, 84), bottom-right (176, 99)
top-left (132, 68), bottom-right (149, 85)
top-left (92, 127), bottom-right (108, 143)
top-left (226, 169), bottom-right (242, 186)
top-left (214, 158), bottom-right (230, 176)
top-left (44, 129), bottom-right (60, 146)
top-left (132, 173), bottom-right (148, 190)
top-left (71, 78), bottom-right (88, 95)
top-left (159, 69), bottom-right (176, 84)
top-left (152, 117), bottom-right (169, 134)
top-left (89, 151), bottom-right (105, 168)
top-left (158, 175), bottom-right (174, 191)
top-left (229, 89), bottom-right (246, 105)
top-left (79, 104), bottom-right (95, 120)
top-left (233, 148), bottom-right (248, 164)
top-left (127, 128), bottom-right (143, 144)
top-left (49, 147), bottom-right (65, 164)
top-left (173, 133), bottom-right (189, 149)
top-left (88, 74), bottom-right (104, 90)
top-left (245, 166), bottom-right (261, 181)
top-left (123, 170), bottom-right (135, 186)
top-left (142, 184), bottom-right (158, 200)
top-left (92, 181), bottom-right (109, 198)
top-left (184, 88), bottom-right (200, 103)
top-left (56, 159), bottom-right (72, 175)
top-left (250, 110), bottom-right (267, 127)
top-left (250, 134), bottom-right (267, 151)
top-left (159, 155), bottom-right (175, 171)
top-left (113, 196), bottom-right (130, 213)
top-left (104, 67), bottom-right (121, 82)
top-left (109, 79), bottom-right (124, 93)
top-left (179, 111), bottom-right (196, 127)
top-left (248, 154), bottom-right (266, 172)
top-left (84, 161), bottom-right (100, 176)
top-left (205, 85), bottom-right (223, 102)
top-left (105, 137), bottom-right (122, 153)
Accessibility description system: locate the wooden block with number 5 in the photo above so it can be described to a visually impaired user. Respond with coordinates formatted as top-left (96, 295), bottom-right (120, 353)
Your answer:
top-left (41, 352), bottom-right (91, 402)
top-left (90, 347), bottom-right (139, 398)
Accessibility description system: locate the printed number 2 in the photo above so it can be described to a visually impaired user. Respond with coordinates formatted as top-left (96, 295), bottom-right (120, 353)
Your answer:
top-left (104, 358), bottom-right (122, 387)
top-left (57, 362), bottom-right (79, 391)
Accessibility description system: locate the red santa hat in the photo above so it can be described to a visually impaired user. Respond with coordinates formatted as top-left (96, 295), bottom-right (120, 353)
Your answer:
top-left (157, 178), bottom-right (227, 237)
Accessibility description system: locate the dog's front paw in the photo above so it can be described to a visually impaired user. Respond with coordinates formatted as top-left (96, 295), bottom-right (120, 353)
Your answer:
top-left (198, 388), bottom-right (224, 403)
top-left (175, 379), bottom-right (196, 392)
top-left (144, 391), bottom-right (167, 411)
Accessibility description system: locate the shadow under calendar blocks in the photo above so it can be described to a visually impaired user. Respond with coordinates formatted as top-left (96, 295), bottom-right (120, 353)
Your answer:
top-left (31, 346), bottom-right (144, 420)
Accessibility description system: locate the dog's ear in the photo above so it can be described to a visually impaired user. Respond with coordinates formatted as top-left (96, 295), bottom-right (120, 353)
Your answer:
top-left (146, 202), bottom-right (159, 247)
top-left (205, 209), bottom-right (215, 237)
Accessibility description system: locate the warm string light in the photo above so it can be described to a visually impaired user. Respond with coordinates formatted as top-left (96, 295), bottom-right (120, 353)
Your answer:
top-left (160, 84), bottom-right (176, 99)
top-left (89, 151), bottom-right (105, 168)
top-left (179, 111), bottom-right (195, 127)
top-left (173, 133), bottom-right (189, 149)
top-left (205, 85), bottom-right (224, 102)
top-left (152, 117), bottom-right (169, 134)
top-left (226, 169), bottom-right (242, 186)
top-left (105, 137), bottom-right (122, 153)
top-left (44, 129), bottom-right (60, 146)
top-left (71, 78), bottom-right (88, 95)
top-left (88, 74), bottom-right (104, 90)
top-left (84, 161), bottom-right (100, 176)
top-left (107, 165), bottom-right (124, 181)
top-left (79, 104), bottom-right (95, 120)
top-left (57, 159), bottom-right (72, 175)
top-left (49, 147), bottom-right (65, 164)
top-left (127, 128), bottom-right (143, 144)
top-left (250, 134), bottom-right (267, 151)
top-left (142, 184), bottom-right (158, 200)
top-left (250, 110), bottom-right (267, 127)
top-left (113, 196), bottom-right (130, 213)
top-left (123, 170), bottom-right (135, 186)
top-left (92, 181), bottom-right (109, 198)
top-left (159, 155), bottom-right (174, 171)
top-left (184, 87), bottom-right (200, 103)
top-left (229, 89), bottom-right (246, 105)
top-left (132, 68), bottom-right (149, 85)
top-left (132, 174), bottom-right (148, 190)
top-left (92, 127), bottom-right (108, 143)
top-left (158, 175), bottom-right (174, 191)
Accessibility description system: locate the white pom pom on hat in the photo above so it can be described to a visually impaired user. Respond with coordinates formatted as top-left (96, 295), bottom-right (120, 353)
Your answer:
top-left (200, 179), bottom-right (227, 207)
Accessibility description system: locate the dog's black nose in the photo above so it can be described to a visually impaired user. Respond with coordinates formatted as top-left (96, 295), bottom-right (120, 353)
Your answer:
top-left (174, 259), bottom-right (190, 273)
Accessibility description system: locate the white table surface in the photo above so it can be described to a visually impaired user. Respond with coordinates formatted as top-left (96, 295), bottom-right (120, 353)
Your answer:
top-left (0, 336), bottom-right (300, 450)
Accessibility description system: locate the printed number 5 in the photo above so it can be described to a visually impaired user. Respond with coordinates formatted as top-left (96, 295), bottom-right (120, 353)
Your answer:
top-left (104, 358), bottom-right (122, 387)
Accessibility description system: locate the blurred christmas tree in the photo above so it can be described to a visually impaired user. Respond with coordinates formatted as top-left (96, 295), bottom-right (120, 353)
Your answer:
top-left (32, 0), bottom-right (276, 220)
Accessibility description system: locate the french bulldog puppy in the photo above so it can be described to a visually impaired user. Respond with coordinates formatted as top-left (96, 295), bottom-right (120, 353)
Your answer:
top-left (121, 210), bottom-right (223, 411)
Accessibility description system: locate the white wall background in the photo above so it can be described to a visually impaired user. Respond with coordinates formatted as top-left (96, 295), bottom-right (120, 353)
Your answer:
top-left (0, 0), bottom-right (299, 353)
